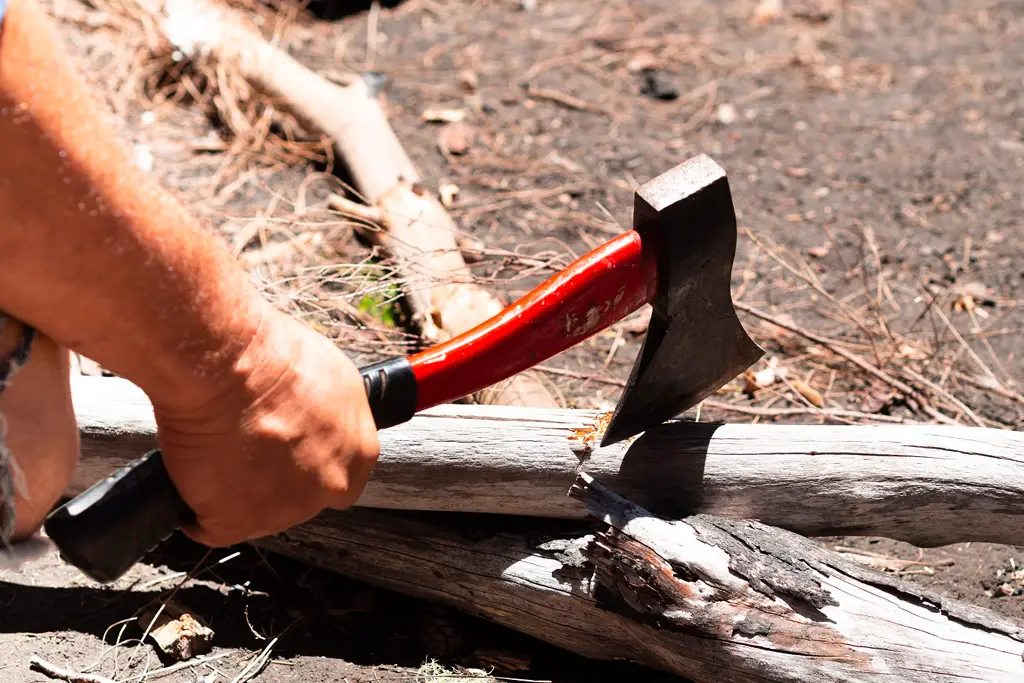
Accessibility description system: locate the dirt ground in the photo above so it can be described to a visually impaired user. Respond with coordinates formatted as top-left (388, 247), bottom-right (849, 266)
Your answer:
top-left (3, 0), bottom-right (1023, 680)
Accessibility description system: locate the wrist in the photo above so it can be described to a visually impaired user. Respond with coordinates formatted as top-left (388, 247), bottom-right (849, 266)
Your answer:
top-left (137, 286), bottom-right (276, 416)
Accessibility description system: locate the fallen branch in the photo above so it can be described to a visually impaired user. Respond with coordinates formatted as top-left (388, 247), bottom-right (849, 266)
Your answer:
top-left (149, 0), bottom-right (557, 408)
top-left (522, 85), bottom-right (612, 115)
top-left (71, 375), bottom-right (1024, 547)
top-left (251, 474), bottom-right (1024, 683)
top-left (28, 656), bottom-right (116, 683)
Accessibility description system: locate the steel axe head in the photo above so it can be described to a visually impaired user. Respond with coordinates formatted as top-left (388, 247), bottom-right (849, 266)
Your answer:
top-left (600, 155), bottom-right (764, 446)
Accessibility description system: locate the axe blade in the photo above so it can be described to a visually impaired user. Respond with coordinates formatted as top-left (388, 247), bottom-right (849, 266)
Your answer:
top-left (600, 155), bottom-right (763, 447)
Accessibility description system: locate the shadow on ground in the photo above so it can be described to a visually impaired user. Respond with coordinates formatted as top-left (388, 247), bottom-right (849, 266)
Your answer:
top-left (0, 531), bottom-right (684, 682)
top-left (305, 0), bottom-right (406, 21)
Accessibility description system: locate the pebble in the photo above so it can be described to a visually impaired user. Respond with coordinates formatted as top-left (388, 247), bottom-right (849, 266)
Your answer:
top-left (640, 69), bottom-right (679, 101)
top-left (717, 103), bottom-right (738, 125)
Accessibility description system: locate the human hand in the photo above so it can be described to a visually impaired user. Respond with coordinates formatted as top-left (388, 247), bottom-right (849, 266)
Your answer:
top-left (150, 304), bottom-right (380, 547)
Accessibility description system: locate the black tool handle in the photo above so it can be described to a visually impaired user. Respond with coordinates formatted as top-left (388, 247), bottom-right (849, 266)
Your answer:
top-left (43, 357), bottom-right (417, 584)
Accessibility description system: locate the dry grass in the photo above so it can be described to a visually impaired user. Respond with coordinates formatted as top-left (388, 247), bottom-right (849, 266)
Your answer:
top-left (53, 0), bottom-right (1022, 428)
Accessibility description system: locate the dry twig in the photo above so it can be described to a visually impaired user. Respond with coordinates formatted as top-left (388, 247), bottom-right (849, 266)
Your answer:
top-left (736, 301), bottom-right (962, 426)
top-left (28, 656), bottom-right (117, 683)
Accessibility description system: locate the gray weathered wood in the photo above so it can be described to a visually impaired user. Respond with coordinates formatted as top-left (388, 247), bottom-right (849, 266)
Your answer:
top-left (250, 473), bottom-right (1024, 683)
top-left (70, 375), bottom-right (1024, 548)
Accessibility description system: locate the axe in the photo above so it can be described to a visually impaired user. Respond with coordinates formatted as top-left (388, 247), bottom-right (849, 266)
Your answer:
top-left (44, 154), bottom-right (764, 583)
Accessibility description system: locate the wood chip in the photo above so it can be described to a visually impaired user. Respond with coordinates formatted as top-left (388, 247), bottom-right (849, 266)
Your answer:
top-left (627, 51), bottom-right (661, 73)
top-left (439, 183), bottom-right (460, 207)
top-left (141, 602), bottom-right (215, 661)
top-left (952, 281), bottom-right (995, 312)
top-left (743, 361), bottom-right (789, 394)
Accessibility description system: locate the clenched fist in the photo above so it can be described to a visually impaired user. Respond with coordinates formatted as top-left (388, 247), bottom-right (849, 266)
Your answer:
top-left (151, 304), bottom-right (380, 547)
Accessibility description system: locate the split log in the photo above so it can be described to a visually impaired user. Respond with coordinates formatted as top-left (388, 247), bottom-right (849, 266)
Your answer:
top-left (251, 473), bottom-right (1024, 682)
top-left (70, 375), bottom-right (1024, 548)
top-left (153, 0), bottom-right (556, 408)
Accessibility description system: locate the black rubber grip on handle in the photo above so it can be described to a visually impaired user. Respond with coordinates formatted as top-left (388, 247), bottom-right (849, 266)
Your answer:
top-left (43, 356), bottom-right (417, 584)
top-left (358, 356), bottom-right (417, 429)
top-left (43, 449), bottom-right (195, 584)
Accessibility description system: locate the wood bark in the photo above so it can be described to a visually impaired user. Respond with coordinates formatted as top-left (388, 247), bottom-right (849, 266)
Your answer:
top-left (71, 375), bottom-right (1024, 548)
top-left (250, 473), bottom-right (1024, 682)
top-left (153, 0), bottom-right (556, 408)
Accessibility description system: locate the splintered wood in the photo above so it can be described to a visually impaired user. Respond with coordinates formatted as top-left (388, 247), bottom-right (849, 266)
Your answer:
top-left (69, 379), bottom-right (1024, 681)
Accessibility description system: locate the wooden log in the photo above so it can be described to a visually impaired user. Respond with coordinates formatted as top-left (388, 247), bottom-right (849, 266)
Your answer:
top-left (154, 0), bottom-right (557, 408)
top-left (70, 375), bottom-right (1024, 548)
top-left (250, 473), bottom-right (1024, 682)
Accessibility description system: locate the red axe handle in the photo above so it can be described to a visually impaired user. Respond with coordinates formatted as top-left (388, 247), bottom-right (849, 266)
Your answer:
top-left (411, 229), bottom-right (657, 411)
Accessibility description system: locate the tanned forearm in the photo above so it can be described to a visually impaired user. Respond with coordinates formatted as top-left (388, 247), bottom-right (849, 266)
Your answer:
top-left (0, 0), bottom-right (271, 410)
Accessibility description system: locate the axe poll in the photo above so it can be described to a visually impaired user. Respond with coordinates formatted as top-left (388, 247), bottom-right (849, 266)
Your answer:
top-left (44, 154), bottom-right (764, 583)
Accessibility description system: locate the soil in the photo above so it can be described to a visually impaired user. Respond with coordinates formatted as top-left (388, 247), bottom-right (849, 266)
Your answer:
top-left (3, 0), bottom-right (1023, 681)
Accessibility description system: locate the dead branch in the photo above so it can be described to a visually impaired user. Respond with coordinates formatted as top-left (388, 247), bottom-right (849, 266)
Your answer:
top-left (736, 301), bottom-right (985, 426)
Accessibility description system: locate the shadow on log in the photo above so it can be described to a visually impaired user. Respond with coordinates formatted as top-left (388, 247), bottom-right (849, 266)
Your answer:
top-left (71, 376), bottom-right (1024, 548)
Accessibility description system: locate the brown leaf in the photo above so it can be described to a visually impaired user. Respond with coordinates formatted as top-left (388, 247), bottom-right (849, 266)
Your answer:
top-left (458, 69), bottom-right (479, 92)
top-left (789, 378), bottom-right (825, 407)
top-left (438, 121), bottom-right (475, 155)
top-left (861, 383), bottom-right (898, 413)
